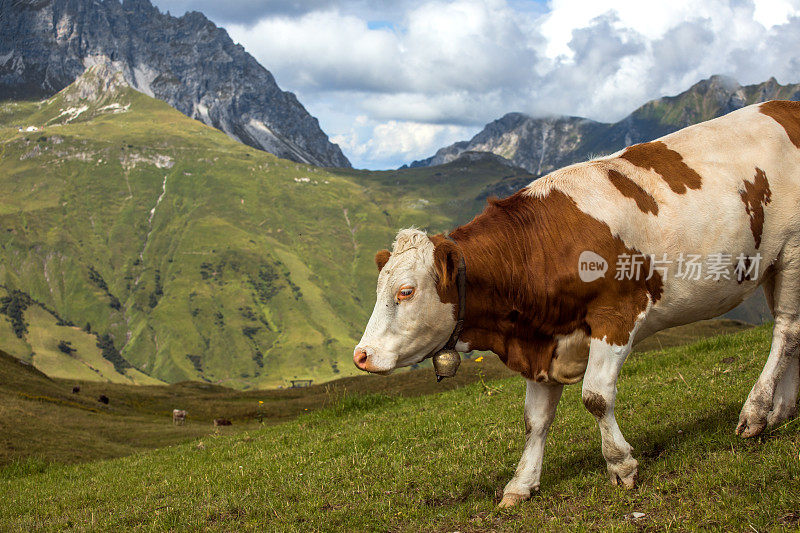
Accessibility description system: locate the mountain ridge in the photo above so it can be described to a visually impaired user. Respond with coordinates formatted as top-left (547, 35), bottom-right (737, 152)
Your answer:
top-left (409, 75), bottom-right (800, 173)
top-left (0, 0), bottom-right (350, 168)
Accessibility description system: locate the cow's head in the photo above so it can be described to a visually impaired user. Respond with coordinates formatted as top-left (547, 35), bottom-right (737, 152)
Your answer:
top-left (353, 229), bottom-right (460, 373)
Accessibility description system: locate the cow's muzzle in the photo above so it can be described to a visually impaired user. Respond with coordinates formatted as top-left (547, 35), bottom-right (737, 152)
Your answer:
top-left (353, 346), bottom-right (370, 370)
top-left (353, 346), bottom-right (390, 373)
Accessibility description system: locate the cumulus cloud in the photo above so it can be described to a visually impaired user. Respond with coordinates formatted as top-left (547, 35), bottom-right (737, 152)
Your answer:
top-left (227, 12), bottom-right (401, 93)
top-left (332, 116), bottom-right (473, 169)
top-left (225, 0), bottom-right (539, 96)
top-left (367, 121), bottom-right (471, 160)
top-left (153, 0), bottom-right (414, 24)
top-left (153, 0), bottom-right (800, 168)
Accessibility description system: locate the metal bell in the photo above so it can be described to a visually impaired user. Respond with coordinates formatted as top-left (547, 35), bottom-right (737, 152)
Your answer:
top-left (432, 349), bottom-right (461, 382)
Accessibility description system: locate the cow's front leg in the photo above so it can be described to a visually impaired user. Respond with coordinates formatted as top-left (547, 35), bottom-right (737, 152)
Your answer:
top-left (499, 379), bottom-right (563, 508)
top-left (582, 337), bottom-right (638, 488)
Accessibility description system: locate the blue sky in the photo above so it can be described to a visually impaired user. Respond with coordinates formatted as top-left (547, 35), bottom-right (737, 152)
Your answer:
top-left (152, 0), bottom-right (800, 169)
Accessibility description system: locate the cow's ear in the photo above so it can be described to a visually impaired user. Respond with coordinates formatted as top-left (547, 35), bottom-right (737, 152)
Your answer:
top-left (375, 249), bottom-right (391, 272)
top-left (432, 236), bottom-right (461, 303)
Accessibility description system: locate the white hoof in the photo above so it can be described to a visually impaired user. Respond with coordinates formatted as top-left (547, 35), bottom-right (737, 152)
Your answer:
top-left (737, 405), bottom-right (770, 438)
top-left (498, 492), bottom-right (529, 508)
top-left (737, 387), bottom-right (773, 438)
top-left (607, 456), bottom-right (638, 489)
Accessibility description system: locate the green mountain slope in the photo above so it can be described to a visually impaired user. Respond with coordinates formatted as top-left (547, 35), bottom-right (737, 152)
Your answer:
top-left (0, 285), bottom-right (161, 385)
top-left (0, 66), bottom-right (534, 388)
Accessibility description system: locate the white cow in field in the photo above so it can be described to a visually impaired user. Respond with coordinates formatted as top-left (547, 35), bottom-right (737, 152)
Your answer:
top-left (172, 409), bottom-right (187, 425)
top-left (354, 101), bottom-right (800, 507)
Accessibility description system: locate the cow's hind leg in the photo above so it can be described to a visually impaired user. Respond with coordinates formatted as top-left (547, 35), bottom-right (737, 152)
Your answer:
top-left (499, 380), bottom-right (563, 508)
top-left (582, 337), bottom-right (638, 488)
top-left (738, 263), bottom-right (800, 437)
top-left (765, 269), bottom-right (800, 428)
top-left (769, 356), bottom-right (799, 427)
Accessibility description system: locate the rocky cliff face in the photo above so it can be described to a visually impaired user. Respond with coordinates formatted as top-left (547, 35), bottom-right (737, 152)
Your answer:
top-left (0, 0), bottom-right (350, 168)
top-left (410, 75), bottom-right (800, 174)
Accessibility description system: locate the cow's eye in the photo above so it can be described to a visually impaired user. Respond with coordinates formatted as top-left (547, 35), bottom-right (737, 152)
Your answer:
top-left (397, 286), bottom-right (415, 301)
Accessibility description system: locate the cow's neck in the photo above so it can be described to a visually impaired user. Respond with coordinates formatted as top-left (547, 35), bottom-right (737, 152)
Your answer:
top-left (445, 190), bottom-right (588, 377)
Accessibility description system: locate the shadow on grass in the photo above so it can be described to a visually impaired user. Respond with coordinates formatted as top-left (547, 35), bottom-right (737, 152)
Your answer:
top-left (554, 402), bottom-right (745, 482)
top-left (451, 399), bottom-right (795, 504)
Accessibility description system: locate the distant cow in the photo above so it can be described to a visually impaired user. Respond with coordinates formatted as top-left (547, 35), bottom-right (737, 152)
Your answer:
top-left (355, 101), bottom-right (800, 507)
top-left (72, 386), bottom-right (80, 394)
top-left (98, 394), bottom-right (109, 404)
top-left (172, 409), bottom-right (187, 425)
top-left (213, 418), bottom-right (232, 426)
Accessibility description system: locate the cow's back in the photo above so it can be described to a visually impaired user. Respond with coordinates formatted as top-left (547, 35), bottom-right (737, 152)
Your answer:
top-left (525, 101), bottom-right (800, 334)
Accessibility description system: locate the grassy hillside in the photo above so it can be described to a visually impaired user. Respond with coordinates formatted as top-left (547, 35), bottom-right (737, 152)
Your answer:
top-left (0, 348), bottom-right (244, 464)
top-left (3, 323), bottom-right (797, 531)
top-left (0, 319), bottom-right (751, 467)
top-left (0, 285), bottom-right (162, 384)
top-left (0, 67), bottom-right (534, 388)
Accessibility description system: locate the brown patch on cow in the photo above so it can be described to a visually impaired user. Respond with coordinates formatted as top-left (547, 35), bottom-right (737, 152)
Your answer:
top-left (760, 100), bottom-right (800, 148)
top-left (606, 169), bottom-right (659, 215)
top-left (432, 189), bottom-right (663, 380)
top-left (375, 249), bottom-right (391, 272)
top-left (620, 141), bottom-right (702, 194)
top-left (524, 415), bottom-right (532, 438)
top-left (739, 167), bottom-right (772, 249)
top-left (582, 391), bottom-right (607, 418)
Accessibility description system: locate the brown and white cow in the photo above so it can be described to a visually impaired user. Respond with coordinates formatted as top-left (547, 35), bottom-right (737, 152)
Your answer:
top-left (354, 100), bottom-right (800, 507)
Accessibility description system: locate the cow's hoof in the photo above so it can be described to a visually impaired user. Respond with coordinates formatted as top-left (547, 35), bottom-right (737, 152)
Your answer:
top-left (607, 457), bottom-right (638, 489)
top-left (498, 492), bottom-right (528, 509)
top-left (736, 410), bottom-right (767, 438)
top-left (737, 390), bottom-right (772, 438)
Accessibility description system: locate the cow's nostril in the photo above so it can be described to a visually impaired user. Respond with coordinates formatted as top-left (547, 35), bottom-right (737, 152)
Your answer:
top-left (353, 348), bottom-right (369, 369)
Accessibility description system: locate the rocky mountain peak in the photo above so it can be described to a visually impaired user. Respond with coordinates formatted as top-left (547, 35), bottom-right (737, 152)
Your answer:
top-left (61, 62), bottom-right (129, 103)
top-left (694, 74), bottom-right (741, 93)
top-left (0, 0), bottom-right (351, 167)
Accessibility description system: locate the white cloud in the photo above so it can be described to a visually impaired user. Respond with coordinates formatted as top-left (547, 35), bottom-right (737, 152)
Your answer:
top-left (166, 0), bottom-right (800, 168)
top-left (227, 0), bottom-right (538, 97)
top-left (228, 11), bottom-right (401, 93)
top-left (523, 0), bottom-right (800, 120)
top-left (398, 0), bottom-right (539, 93)
top-left (753, 0), bottom-right (800, 27)
top-left (370, 121), bottom-right (472, 159)
top-left (333, 118), bottom-right (475, 168)
top-left (152, 0), bottom-right (417, 24)
top-left (539, 0), bottom-right (755, 58)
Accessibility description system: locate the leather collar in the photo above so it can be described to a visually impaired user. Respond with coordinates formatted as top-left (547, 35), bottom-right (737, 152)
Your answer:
top-left (442, 235), bottom-right (466, 350)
